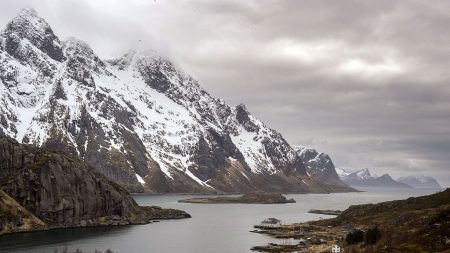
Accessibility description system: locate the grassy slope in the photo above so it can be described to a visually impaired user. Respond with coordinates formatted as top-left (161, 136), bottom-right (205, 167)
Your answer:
top-left (0, 189), bottom-right (46, 234)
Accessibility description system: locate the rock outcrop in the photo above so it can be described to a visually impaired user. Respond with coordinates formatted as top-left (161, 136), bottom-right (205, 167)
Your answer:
top-left (0, 137), bottom-right (190, 235)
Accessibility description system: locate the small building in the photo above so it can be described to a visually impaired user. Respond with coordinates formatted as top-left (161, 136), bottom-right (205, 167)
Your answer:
top-left (260, 218), bottom-right (281, 227)
top-left (331, 244), bottom-right (343, 253)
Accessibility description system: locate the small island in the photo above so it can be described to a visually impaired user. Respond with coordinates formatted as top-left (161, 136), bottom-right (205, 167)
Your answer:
top-left (179, 192), bottom-right (296, 204)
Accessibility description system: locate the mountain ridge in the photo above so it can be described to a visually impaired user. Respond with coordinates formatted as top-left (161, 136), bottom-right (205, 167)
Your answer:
top-left (337, 168), bottom-right (411, 188)
top-left (397, 175), bottom-right (442, 189)
top-left (0, 8), bottom-right (353, 194)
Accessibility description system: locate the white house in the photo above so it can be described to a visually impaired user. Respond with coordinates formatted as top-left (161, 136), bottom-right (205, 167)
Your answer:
top-left (331, 244), bottom-right (342, 253)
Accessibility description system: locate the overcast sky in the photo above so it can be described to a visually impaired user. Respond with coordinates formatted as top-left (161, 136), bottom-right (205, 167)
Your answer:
top-left (1, 0), bottom-right (449, 186)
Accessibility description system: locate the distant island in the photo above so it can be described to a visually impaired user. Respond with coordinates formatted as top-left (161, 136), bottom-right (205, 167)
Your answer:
top-left (179, 192), bottom-right (296, 204)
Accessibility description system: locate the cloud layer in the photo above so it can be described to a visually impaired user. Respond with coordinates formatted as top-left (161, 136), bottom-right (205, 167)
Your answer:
top-left (1, 0), bottom-right (449, 185)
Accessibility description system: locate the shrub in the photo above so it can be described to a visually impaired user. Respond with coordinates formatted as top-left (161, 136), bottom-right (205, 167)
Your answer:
top-left (365, 226), bottom-right (382, 245)
top-left (346, 229), bottom-right (364, 245)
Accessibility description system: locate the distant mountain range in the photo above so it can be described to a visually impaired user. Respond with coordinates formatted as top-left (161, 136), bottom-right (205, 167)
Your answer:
top-left (0, 8), bottom-right (352, 194)
top-left (336, 168), bottom-right (442, 189)
top-left (397, 175), bottom-right (442, 189)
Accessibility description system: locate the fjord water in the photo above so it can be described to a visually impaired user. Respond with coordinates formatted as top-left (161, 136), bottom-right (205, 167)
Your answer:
top-left (0, 188), bottom-right (440, 253)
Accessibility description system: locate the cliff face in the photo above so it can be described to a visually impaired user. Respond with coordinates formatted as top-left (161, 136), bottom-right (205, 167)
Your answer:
top-left (0, 137), bottom-right (189, 235)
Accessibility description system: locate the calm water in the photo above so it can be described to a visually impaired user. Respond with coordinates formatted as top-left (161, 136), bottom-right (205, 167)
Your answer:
top-left (0, 187), bottom-right (440, 253)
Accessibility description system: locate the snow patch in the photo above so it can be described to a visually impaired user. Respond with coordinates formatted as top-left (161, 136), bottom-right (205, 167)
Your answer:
top-left (135, 173), bottom-right (146, 186)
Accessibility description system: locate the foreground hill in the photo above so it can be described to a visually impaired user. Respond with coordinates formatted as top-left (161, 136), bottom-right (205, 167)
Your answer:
top-left (253, 188), bottom-right (450, 252)
top-left (0, 137), bottom-right (189, 235)
top-left (0, 8), bottom-right (352, 193)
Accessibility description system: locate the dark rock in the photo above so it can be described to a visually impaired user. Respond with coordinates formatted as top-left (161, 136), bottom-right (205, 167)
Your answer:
top-left (0, 137), bottom-right (190, 235)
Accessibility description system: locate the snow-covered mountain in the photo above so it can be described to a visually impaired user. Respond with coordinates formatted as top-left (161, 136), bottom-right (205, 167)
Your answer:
top-left (338, 168), bottom-right (410, 188)
top-left (397, 176), bottom-right (442, 189)
top-left (294, 147), bottom-right (349, 187)
top-left (336, 168), bottom-right (352, 178)
top-left (0, 8), bottom-right (353, 193)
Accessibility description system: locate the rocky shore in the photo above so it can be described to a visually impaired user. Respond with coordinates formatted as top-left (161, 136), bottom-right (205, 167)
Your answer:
top-left (179, 192), bottom-right (296, 204)
top-left (251, 223), bottom-right (344, 252)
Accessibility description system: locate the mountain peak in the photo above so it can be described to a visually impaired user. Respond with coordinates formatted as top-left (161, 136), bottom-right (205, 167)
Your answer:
top-left (17, 7), bottom-right (38, 18)
top-left (379, 173), bottom-right (393, 179)
top-left (355, 168), bottom-right (371, 179)
top-left (63, 37), bottom-right (97, 58)
top-left (108, 49), bottom-right (165, 71)
top-left (235, 103), bottom-right (258, 131)
top-left (5, 7), bottom-right (50, 36)
top-left (2, 7), bottom-right (65, 62)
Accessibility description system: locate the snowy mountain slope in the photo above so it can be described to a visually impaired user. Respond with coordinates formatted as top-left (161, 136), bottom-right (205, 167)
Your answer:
top-left (397, 175), bottom-right (442, 189)
top-left (0, 8), bottom-right (353, 193)
top-left (339, 168), bottom-right (411, 188)
top-left (294, 147), bottom-right (350, 187)
top-left (336, 168), bottom-right (352, 178)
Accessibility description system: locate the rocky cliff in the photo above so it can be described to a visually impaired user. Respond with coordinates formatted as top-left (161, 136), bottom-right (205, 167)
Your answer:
top-left (0, 8), bottom-right (352, 193)
top-left (0, 137), bottom-right (190, 235)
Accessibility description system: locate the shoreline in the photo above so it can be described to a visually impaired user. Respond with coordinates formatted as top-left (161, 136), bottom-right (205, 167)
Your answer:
top-left (0, 206), bottom-right (191, 237)
top-left (131, 189), bottom-right (363, 196)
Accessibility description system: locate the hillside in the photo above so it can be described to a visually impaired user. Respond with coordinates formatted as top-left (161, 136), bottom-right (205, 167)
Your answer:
top-left (0, 189), bottom-right (46, 234)
top-left (321, 188), bottom-right (450, 252)
top-left (252, 189), bottom-right (450, 252)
